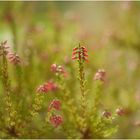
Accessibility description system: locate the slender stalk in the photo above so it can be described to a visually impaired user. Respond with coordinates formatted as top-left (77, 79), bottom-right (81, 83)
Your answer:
top-left (72, 43), bottom-right (89, 136)
top-left (0, 42), bottom-right (17, 135)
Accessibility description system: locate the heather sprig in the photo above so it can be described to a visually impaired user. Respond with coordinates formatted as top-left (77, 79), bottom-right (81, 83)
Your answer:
top-left (72, 43), bottom-right (88, 135)
top-left (0, 41), bottom-right (19, 137)
top-left (89, 69), bottom-right (118, 138)
top-left (51, 64), bottom-right (80, 138)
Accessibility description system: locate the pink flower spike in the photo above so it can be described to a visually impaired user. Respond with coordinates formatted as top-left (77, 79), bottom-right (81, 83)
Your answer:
top-left (72, 44), bottom-right (88, 62)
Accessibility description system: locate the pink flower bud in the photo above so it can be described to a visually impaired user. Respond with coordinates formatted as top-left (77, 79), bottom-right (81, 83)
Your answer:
top-left (7, 52), bottom-right (21, 65)
top-left (50, 64), bottom-right (67, 77)
top-left (116, 107), bottom-right (125, 116)
top-left (51, 64), bottom-right (57, 73)
top-left (48, 99), bottom-right (61, 111)
top-left (94, 69), bottom-right (106, 81)
top-left (102, 110), bottom-right (111, 118)
top-left (36, 81), bottom-right (58, 93)
top-left (36, 84), bottom-right (48, 93)
top-left (50, 115), bottom-right (63, 127)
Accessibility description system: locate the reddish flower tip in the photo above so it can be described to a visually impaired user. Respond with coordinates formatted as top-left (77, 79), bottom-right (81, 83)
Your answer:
top-left (73, 47), bottom-right (78, 51)
top-left (72, 44), bottom-right (88, 62)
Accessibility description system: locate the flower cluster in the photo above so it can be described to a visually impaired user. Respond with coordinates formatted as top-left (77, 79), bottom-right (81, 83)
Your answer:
top-left (51, 64), bottom-right (64, 73)
top-left (0, 41), bottom-right (21, 65)
top-left (102, 107), bottom-right (125, 119)
top-left (72, 44), bottom-right (88, 62)
top-left (51, 64), bottom-right (67, 77)
top-left (36, 81), bottom-right (58, 93)
top-left (50, 115), bottom-right (63, 128)
top-left (48, 99), bottom-right (63, 127)
top-left (94, 69), bottom-right (106, 81)
top-left (48, 99), bottom-right (61, 111)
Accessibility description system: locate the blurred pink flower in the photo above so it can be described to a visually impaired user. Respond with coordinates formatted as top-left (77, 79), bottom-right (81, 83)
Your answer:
top-left (48, 99), bottom-right (61, 111)
top-left (116, 107), bottom-right (125, 116)
top-left (102, 110), bottom-right (111, 119)
top-left (51, 64), bottom-right (67, 77)
top-left (50, 115), bottom-right (63, 127)
top-left (36, 84), bottom-right (48, 93)
top-left (51, 64), bottom-right (57, 73)
top-left (94, 69), bottom-right (106, 81)
top-left (36, 81), bottom-right (58, 93)
top-left (7, 52), bottom-right (21, 65)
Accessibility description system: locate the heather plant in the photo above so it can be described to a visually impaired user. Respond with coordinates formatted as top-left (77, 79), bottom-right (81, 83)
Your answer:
top-left (0, 40), bottom-right (120, 138)
top-left (0, 41), bottom-right (21, 138)
top-left (0, 1), bottom-right (140, 139)
top-left (27, 43), bottom-right (119, 139)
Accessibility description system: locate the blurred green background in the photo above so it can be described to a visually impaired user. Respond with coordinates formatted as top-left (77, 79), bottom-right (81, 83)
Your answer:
top-left (0, 1), bottom-right (140, 138)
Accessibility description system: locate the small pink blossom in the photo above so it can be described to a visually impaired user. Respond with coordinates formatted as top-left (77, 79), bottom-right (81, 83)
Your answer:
top-left (51, 64), bottom-right (57, 73)
top-left (94, 69), bottom-right (106, 81)
top-left (48, 99), bottom-right (61, 111)
top-left (7, 52), bottom-right (21, 65)
top-left (116, 107), bottom-right (125, 116)
top-left (36, 81), bottom-right (58, 93)
top-left (51, 64), bottom-right (67, 77)
top-left (45, 81), bottom-right (58, 91)
top-left (36, 84), bottom-right (48, 93)
top-left (102, 110), bottom-right (111, 118)
top-left (50, 115), bottom-right (63, 127)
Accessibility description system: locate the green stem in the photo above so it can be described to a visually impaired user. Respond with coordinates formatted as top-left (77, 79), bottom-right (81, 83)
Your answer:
top-left (78, 59), bottom-right (87, 135)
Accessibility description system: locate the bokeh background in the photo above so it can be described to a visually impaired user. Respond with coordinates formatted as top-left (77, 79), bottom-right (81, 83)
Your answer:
top-left (0, 1), bottom-right (140, 138)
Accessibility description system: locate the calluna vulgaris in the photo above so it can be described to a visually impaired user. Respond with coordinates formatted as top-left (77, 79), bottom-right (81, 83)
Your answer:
top-left (0, 41), bottom-right (125, 138)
